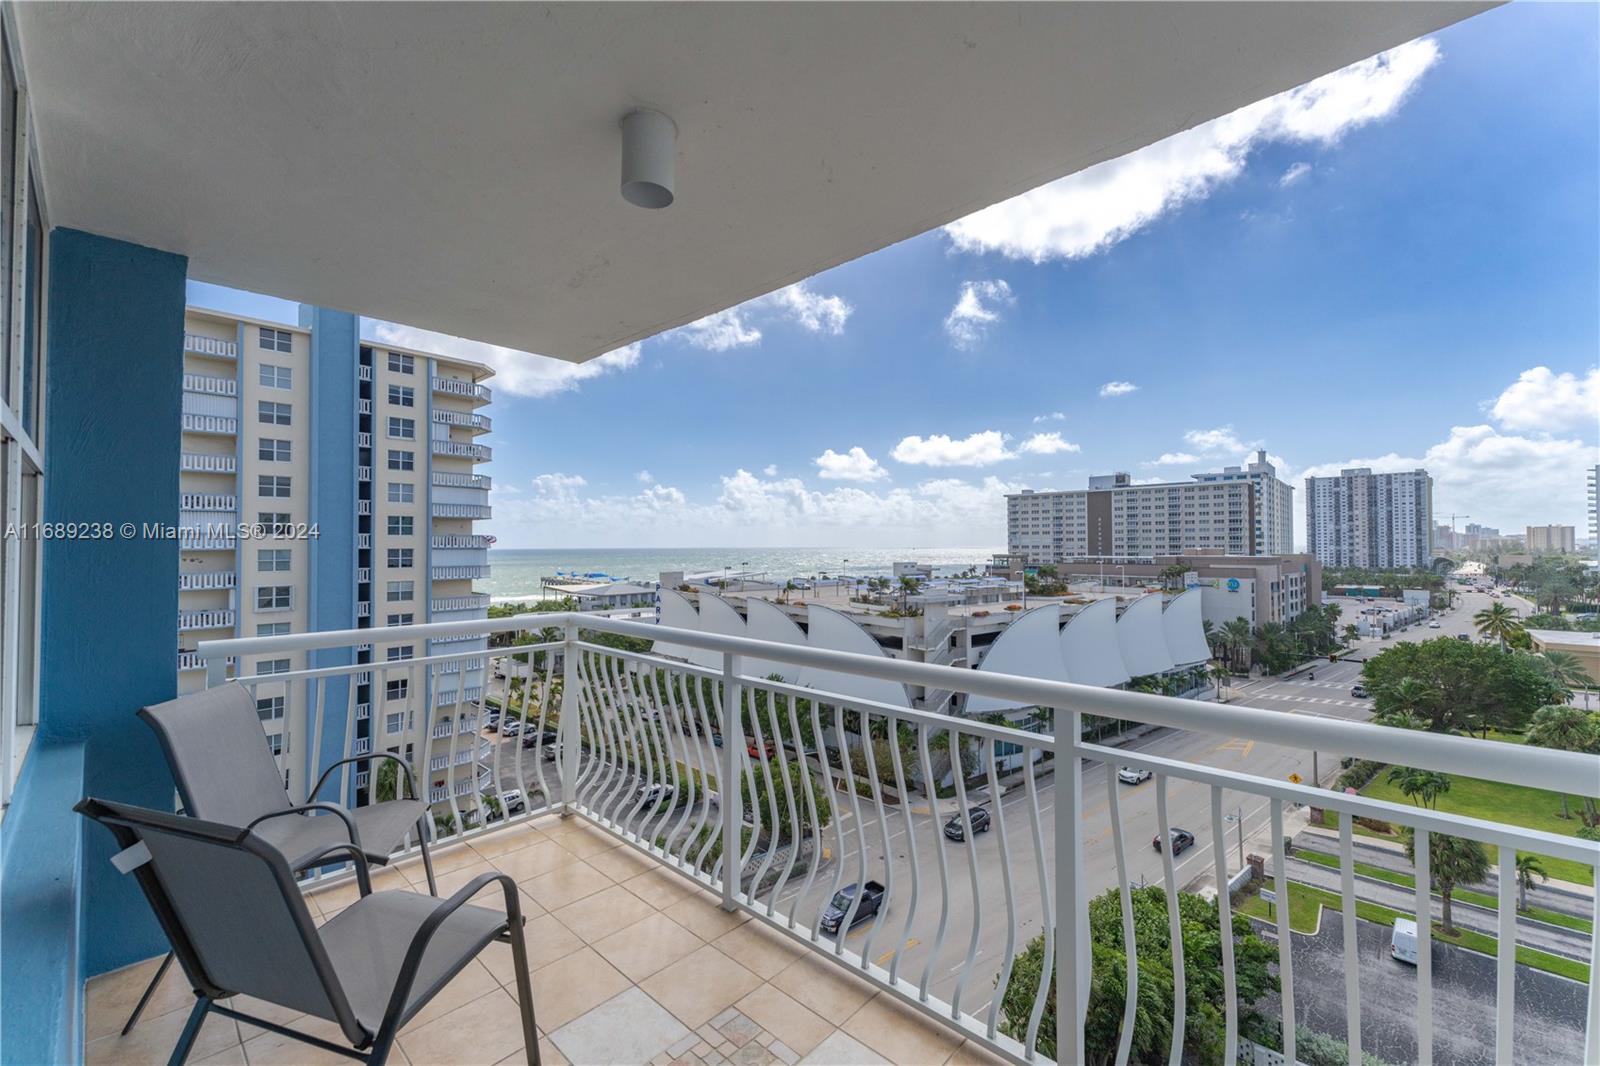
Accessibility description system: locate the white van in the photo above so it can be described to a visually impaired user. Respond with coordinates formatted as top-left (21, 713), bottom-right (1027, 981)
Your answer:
top-left (1390, 917), bottom-right (1419, 965)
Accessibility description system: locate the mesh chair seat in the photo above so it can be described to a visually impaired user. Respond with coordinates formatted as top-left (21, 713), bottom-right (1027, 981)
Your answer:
top-left (256, 799), bottom-right (430, 871)
top-left (320, 890), bottom-right (510, 1032)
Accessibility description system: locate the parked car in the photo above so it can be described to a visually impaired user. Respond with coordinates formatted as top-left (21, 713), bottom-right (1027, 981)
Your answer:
top-left (484, 717), bottom-right (501, 733)
top-left (820, 880), bottom-right (886, 934)
top-left (521, 727), bottom-right (559, 750)
top-left (1117, 766), bottom-right (1152, 785)
top-left (1455, 633), bottom-right (1471, 642)
top-left (1151, 828), bottom-right (1196, 855)
top-left (1351, 684), bottom-right (1369, 698)
top-left (501, 790), bottom-right (526, 815)
top-left (1427, 621), bottom-right (1441, 629)
top-left (1390, 917), bottom-right (1419, 965)
top-left (942, 805), bottom-right (992, 841)
top-left (500, 720), bottom-right (522, 738)
top-left (746, 737), bottom-right (777, 760)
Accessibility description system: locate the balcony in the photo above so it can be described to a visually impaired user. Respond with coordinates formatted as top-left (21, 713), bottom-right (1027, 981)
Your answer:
top-left (432, 564), bottom-right (493, 581)
top-left (182, 331), bottom-right (237, 360)
top-left (432, 471), bottom-right (492, 491)
top-left (358, 464), bottom-right (372, 482)
top-left (177, 609), bottom-right (235, 632)
top-left (432, 533), bottom-right (494, 550)
top-left (177, 570), bottom-right (235, 591)
top-left (182, 372), bottom-right (237, 397)
top-left (432, 593), bottom-right (491, 613)
top-left (431, 438), bottom-right (492, 462)
top-left (179, 451), bottom-right (236, 474)
top-left (178, 527), bottom-right (236, 550)
top-left (432, 408), bottom-right (492, 433)
top-left (179, 492), bottom-right (236, 513)
top-left (431, 375), bottom-right (491, 404)
top-left (180, 412), bottom-right (237, 436)
top-left (432, 502), bottom-right (492, 520)
top-left (175, 612), bottom-right (1600, 1066)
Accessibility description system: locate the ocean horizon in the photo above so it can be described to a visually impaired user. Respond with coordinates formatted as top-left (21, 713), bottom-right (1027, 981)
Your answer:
top-left (481, 546), bottom-right (1002, 602)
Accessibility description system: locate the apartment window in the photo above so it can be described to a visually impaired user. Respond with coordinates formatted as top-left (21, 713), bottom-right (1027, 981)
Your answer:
top-left (256, 585), bottom-right (292, 611)
top-left (266, 734), bottom-right (285, 756)
top-left (387, 384), bottom-right (415, 407)
top-left (386, 612), bottom-right (414, 626)
top-left (387, 417), bottom-right (415, 440)
top-left (385, 679), bottom-right (409, 701)
top-left (257, 696), bottom-right (285, 722)
top-left (387, 516), bottom-right (414, 536)
top-left (257, 658), bottom-right (291, 676)
top-left (387, 482), bottom-right (415, 504)
top-left (258, 475), bottom-right (291, 498)
top-left (387, 645), bottom-right (415, 662)
top-left (258, 400), bottom-right (292, 426)
top-left (386, 580), bottom-right (415, 603)
top-left (388, 352), bottom-right (414, 375)
top-left (258, 438), bottom-right (291, 462)
top-left (259, 327), bottom-right (292, 353)
top-left (386, 548), bottom-right (414, 569)
top-left (257, 548), bottom-right (291, 573)
top-left (259, 364), bottom-right (292, 389)
top-left (387, 449), bottom-right (414, 471)
top-left (257, 622), bottom-right (291, 638)
top-left (257, 512), bottom-right (291, 536)
top-left (385, 712), bottom-right (406, 734)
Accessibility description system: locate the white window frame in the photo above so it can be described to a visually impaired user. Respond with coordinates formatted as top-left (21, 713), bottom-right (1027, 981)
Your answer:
top-left (258, 327), bottom-right (292, 353)
top-left (258, 437), bottom-right (291, 462)
top-left (257, 474), bottom-right (291, 499)
top-left (258, 363), bottom-right (292, 389)
top-left (387, 482), bottom-right (414, 504)
top-left (387, 384), bottom-right (414, 407)
top-left (257, 400), bottom-right (291, 426)
top-left (256, 585), bottom-right (292, 612)
top-left (387, 352), bottom-right (414, 375)
top-left (386, 449), bottom-right (414, 471)
top-left (386, 515), bottom-right (414, 536)
top-left (257, 548), bottom-right (291, 573)
top-left (386, 416), bottom-right (415, 440)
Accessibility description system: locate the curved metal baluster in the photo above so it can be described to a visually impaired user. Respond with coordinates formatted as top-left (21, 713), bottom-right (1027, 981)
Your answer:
top-left (614, 658), bottom-right (655, 833)
top-left (948, 724), bottom-right (984, 1017)
top-left (781, 687), bottom-right (822, 931)
top-left (916, 722), bottom-right (954, 1000)
top-left (639, 666), bottom-right (678, 850)
top-left (1106, 764), bottom-right (1138, 1066)
top-left (528, 657), bottom-right (551, 812)
top-left (573, 650), bottom-right (610, 812)
top-left (1211, 787), bottom-right (1238, 1065)
top-left (888, 723), bottom-right (923, 987)
top-left (811, 699), bottom-right (848, 943)
top-left (830, 703), bottom-right (871, 954)
top-left (1023, 749), bottom-right (1054, 1059)
top-left (604, 654), bottom-right (644, 828)
top-left (442, 665), bottom-right (467, 833)
top-left (746, 681), bottom-right (783, 903)
top-left (858, 709), bottom-right (896, 969)
top-left (735, 685), bottom-right (763, 873)
top-left (697, 678), bottom-right (730, 877)
top-left (763, 688), bottom-right (803, 918)
top-left (1156, 775), bottom-right (1185, 1065)
top-left (591, 652), bottom-right (629, 825)
top-left (1270, 800), bottom-right (1294, 1066)
top-left (984, 736), bottom-right (1018, 1040)
top-left (679, 673), bottom-right (719, 869)
top-left (658, 670), bottom-right (697, 858)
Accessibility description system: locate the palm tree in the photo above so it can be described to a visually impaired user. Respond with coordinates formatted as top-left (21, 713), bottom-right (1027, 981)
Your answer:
top-left (1406, 831), bottom-right (1491, 935)
top-left (1537, 650), bottom-right (1593, 709)
top-left (1514, 853), bottom-right (1547, 912)
top-left (1473, 601), bottom-right (1522, 649)
top-left (1207, 660), bottom-right (1231, 700)
top-left (1221, 617), bottom-right (1253, 671)
top-left (1524, 704), bottom-right (1600, 820)
top-left (1341, 623), bottom-right (1361, 646)
top-left (1387, 765), bottom-right (1452, 809)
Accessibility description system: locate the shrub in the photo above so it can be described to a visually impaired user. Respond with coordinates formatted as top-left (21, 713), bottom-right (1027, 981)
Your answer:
top-left (1336, 759), bottom-right (1385, 791)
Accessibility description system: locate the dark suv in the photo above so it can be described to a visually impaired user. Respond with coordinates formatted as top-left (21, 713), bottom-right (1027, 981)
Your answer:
top-left (1151, 828), bottom-right (1195, 855)
top-left (942, 805), bottom-right (992, 841)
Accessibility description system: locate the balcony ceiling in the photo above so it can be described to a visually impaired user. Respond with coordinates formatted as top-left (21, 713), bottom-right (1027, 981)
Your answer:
top-left (15, 2), bottom-right (1488, 362)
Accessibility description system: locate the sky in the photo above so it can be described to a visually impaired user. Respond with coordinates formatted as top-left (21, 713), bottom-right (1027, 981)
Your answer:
top-left (188, 3), bottom-right (1600, 552)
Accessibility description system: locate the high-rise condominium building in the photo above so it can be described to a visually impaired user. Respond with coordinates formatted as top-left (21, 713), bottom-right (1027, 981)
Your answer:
top-left (1006, 450), bottom-right (1294, 565)
top-left (178, 306), bottom-right (493, 812)
top-left (1304, 467), bottom-right (1433, 569)
top-left (1526, 524), bottom-right (1576, 555)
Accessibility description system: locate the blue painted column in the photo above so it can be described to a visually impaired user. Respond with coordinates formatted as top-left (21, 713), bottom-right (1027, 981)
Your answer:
top-left (0, 228), bottom-right (186, 1063)
top-left (299, 306), bottom-right (358, 797)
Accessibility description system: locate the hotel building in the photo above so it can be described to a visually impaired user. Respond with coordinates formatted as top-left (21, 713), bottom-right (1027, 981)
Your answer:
top-left (178, 306), bottom-right (494, 812)
top-left (1304, 467), bottom-right (1433, 569)
top-left (1006, 450), bottom-right (1294, 565)
top-left (1526, 524), bottom-right (1576, 555)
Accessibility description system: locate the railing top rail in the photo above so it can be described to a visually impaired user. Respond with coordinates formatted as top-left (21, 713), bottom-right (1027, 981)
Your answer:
top-left (198, 611), bottom-right (1600, 794)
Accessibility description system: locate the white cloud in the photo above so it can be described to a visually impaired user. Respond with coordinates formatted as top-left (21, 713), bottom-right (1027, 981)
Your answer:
top-left (366, 321), bottom-right (641, 399)
top-left (891, 430), bottom-right (1013, 467)
top-left (1099, 381), bottom-right (1139, 397)
top-left (1279, 162), bottom-right (1313, 187)
top-left (672, 280), bottom-right (853, 351)
top-left (814, 446), bottom-right (889, 482)
top-left (943, 280), bottom-right (1015, 349)
top-left (763, 464), bottom-right (779, 477)
top-left (1184, 425), bottom-right (1258, 454)
top-left (1147, 451), bottom-right (1201, 466)
top-left (943, 38), bottom-right (1439, 262)
top-left (636, 470), bottom-right (654, 484)
top-left (1033, 411), bottom-right (1066, 423)
top-left (1488, 366), bottom-right (1600, 433)
top-left (1018, 432), bottom-right (1080, 456)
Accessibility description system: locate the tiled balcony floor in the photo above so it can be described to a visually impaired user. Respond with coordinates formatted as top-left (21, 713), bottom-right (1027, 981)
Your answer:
top-left (85, 815), bottom-right (1009, 1066)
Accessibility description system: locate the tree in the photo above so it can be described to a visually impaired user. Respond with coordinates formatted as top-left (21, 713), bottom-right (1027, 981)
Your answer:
top-left (1514, 853), bottom-right (1547, 912)
top-left (1342, 623), bottom-right (1361, 646)
top-left (1536, 650), bottom-right (1593, 709)
top-left (1221, 617), bottom-right (1253, 672)
top-left (1405, 831), bottom-right (1490, 935)
top-left (1362, 638), bottom-right (1564, 733)
top-left (997, 887), bottom-right (1278, 1065)
top-left (1386, 765), bottom-right (1451, 809)
top-left (1208, 660), bottom-right (1231, 700)
top-left (374, 758), bottom-right (399, 803)
top-left (1473, 602), bottom-right (1522, 650)
top-left (1524, 704), bottom-right (1600, 821)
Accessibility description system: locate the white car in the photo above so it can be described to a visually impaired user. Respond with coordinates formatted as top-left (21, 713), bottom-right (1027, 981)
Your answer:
top-left (1428, 621), bottom-right (1441, 628)
top-left (1116, 766), bottom-right (1152, 785)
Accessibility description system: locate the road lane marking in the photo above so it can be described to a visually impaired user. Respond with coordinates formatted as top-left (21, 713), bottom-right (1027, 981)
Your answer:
top-left (877, 938), bottom-right (919, 965)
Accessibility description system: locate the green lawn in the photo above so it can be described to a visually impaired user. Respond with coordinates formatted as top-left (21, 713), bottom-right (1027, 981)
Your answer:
top-left (1236, 881), bottom-right (1590, 983)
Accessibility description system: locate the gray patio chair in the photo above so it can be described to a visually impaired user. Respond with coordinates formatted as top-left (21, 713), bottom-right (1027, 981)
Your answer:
top-left (123, 682), bottom-right (437, 1033)
top-left (77, 796), bottom-right (539, 1066)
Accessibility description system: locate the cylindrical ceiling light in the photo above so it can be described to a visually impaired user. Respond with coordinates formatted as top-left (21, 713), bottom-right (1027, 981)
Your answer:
top-left (620, 108), bottom-right (676, 209)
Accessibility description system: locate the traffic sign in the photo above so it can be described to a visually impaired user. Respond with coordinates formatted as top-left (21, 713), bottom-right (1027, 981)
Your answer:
top-left (1287, 772), bottom-right (1302, 784)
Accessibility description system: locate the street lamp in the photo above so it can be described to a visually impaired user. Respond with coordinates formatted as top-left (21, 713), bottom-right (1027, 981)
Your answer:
top-left (1223, 806), bottom-right (1245, 869)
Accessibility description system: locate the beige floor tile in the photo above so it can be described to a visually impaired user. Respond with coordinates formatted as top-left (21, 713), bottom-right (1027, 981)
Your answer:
top-left (480, 913), bottom-right (588, 983)
top-left (663, 889), bottom-right (752, 941)
top-left (400, 959), bottom-right (502, 1033)
top-left (239, 1014), bottom-right (359, 1066)
top-left (305, 865), bottom-right (409, 913)
top-left (591, 911), bottom-right (706, 981)
top-left (529, 947), bottom-right (633, 1031)
top-left (735, 985), bottom-right (835, 1057)
top-left (841, 993), bottom-right (963, 1066)
top-left (521, 859), bottom-right (614, 911)
top-left (493, 839), bottom-right (585, 884)
top-left (191, 1045), bottom-right (249, 1066)
top-left (798, 1030), bottom-right (890, 1066)
top-left (400, 985), bottom-right (528, 1065)
top-left (429, 857), bottom-right (500, 897)
top-left (471, 823), bottom-right (548, 860)
top-left (639, 945), bottom-right (764, 1030)
top-left (225, 992), bottom-right (307, 1041)
top-left (712, 922), bottom-right (806, 979)
top-left (586, 842), bottom-right (660, 882)
top-left (84, 954), bottom-right (196, 1042)
top-left (395, 839), bottom-right (482, 881)
top-left (770, 953), bottom-right (875, 1021)
top-left (622, 866), bottom-right (699, 909)
top-left (550, 987), bottom-right (692, 1065)
top-left (552, 883), bottom-right (657, 943)
top-left (942, 1039), bottom-right (1014, 1065)
top-left (554, 823), bottom-right (624, 860)
top-left (85, 1009), bottom-right (240, 1066)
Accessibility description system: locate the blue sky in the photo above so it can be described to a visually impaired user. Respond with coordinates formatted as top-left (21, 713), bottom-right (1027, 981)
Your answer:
top-left (190, 3), bottom-right (1599, 551)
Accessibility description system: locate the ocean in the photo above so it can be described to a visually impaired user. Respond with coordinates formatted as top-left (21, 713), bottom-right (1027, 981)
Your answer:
top-left (482, 546), bottom-right (1001, 603)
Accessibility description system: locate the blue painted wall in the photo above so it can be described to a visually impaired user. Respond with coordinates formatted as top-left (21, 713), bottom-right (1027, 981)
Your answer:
top-left (299, 306), bottom-right (358, 798)
top-left (0, 228), bottom-right (186, 1064)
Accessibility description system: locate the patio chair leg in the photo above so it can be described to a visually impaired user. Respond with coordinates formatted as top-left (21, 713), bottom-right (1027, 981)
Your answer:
top-left (416, 816), bottom-right (438, 895)
top-left (121, 950), bottom-right (176, 1035)
top-left (508, 917), bottom-right (541, 1065)
top-left (166, 998), bottom-right (211, 1066)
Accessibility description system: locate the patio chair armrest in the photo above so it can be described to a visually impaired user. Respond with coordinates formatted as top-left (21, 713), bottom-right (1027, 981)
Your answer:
top-left (312, 752), bottom-right (419, 804)
top-left (376, 873), bottom-right (522, 1036)
top-left (295, 842), bottom-right (374, 896)
top-left (246, 803), bottom-right (364, 857)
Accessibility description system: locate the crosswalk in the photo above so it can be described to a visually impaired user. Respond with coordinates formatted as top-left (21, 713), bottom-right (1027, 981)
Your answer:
top-left (1243, 691), bottom-right (1369, 710)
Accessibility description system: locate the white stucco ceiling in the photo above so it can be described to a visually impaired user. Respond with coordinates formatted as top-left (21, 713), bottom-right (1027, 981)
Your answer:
top-left (14, 3), bottom-right (1488, 362)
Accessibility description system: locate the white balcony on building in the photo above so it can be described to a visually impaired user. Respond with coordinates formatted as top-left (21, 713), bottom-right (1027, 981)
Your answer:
top-left (431, 408), bottom-right (491, 433)
top-left (430, 438), bottom-right (491, 461)
top-left (177, 570), bottom-right (236, 592)
top-left (176, 608), bottom-right (235, 632)
top-left (431, 534), bottom-right (493, 550)
top-left (179, 451), bottom-right (236, 474)
top-left (431, 593), bottom-right (491, 614)
top-left (182, 331), bottom-right (238, 360)
top-left (431, 376), bottom-right (491, 405)
top-left (179, 412), bottom-right (237, 436)
top-left (431, 471), bottom-right (491, 491)
top-left (179, 492), bottom-right (236, 513)
top-left (431, 564), bottom-right (492, 581)
top-left (430, 502), bottom-right (491, 520)
top-left (181, 372), bottom-right (237, 398)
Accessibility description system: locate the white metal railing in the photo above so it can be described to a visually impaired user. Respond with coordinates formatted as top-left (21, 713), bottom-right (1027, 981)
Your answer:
top-left (357, 500), bottom-right (372, 516)
top-left (430, 438), bottom-right (491, 461)
top-left (431, 376), bottom-right (491, 403)
top-left (181, 413), bottom-right (237, 436)
top-left (431, 565), bottom-right (492, 581)
top-left (358, 364), bottom-right (373, 382)
top-left (178, 609), bottom-right (235, 632)
top-left (358, 398), bottom-right (372, 415)
top-left (357, 432), bottom-right (372, 448)
top-left (358, 465), bottom-right (372, 482)
top-left (357, 567), bottom-right (371, 584)
top-left (183, 332), bottom-right (238, 359)
top-left (180, 452), bottom-right (236, 474)
top-left (431, 502), bottom-right (491, 519)
top-left (432, 471), bottom-right (491, 490)
top-left (180, 492), bottom-right (236, 513)
top-left (198, 613), bottom-right (1600, 1066)
top-left (431, 534), bottom-right (493, 549)
top-left (183, 372), bottom-right (237, 397)
top-left (178, 571), bottom-right (236, 591)
top-left (431, 409), bottom-right (492, 432)
top-left (432, 594), bottom-right (490, 613)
